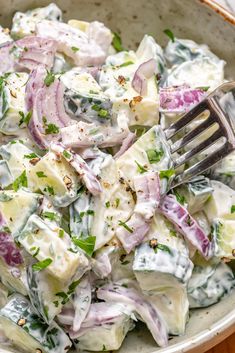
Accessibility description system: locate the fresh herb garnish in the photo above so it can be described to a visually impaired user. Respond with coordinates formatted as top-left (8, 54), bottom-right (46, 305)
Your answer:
top-left (163, 29), bottom-right (175, 42)
top-left (32, 258), bottom-right (52, 271)
top-left (91, 104), bottom-right (109, 119)
top-left (71, 46), bottom-right (80, 52)
top-left (45, 123), bottom-right (59, 135)
top-left (44, 71), bottom-right (55, 87)
top-left (44, 185), bottom-right (55, 196)
top-left (24, 153), bottom-right (38, 159)
top-left (155, 243), bottom-right (172, 255)
top-left (18, 111), bottom-right (32, 126)
top-left (174, 190), bottom-right (186, 205)
top-left (62, 150), bottom-right (71, 159)
top-left (72, 235), bottom-right (96, 256)
top-left (135, 160), bottom-right (148, 174)
top-left (159, 169), bottom-right (175, 180)
top-left (105, 201), bottom-right (110, 208)
top-left (119, 61), bottom-right (134, 67)
top-left (36, 171), bottom-right (47, 178)
top-left (55, 280), bottom-right (80, 305)
top-left (112, 32), bottom-right (125, 52)
top-left (146, 148), bottom-right (164, 164)
top-left (30, 246), bottom-right (40, 258)
top-left (118, 220), bottom-right (133, 233)
top-left (115, 198), bottom-right (120, 208)
top-left (12, 170), bottom-right (28, 191)
top-left (196, 86), bottom-right (210, 92)
top-left (231, 205), bottom-right (235, 214)
top-left (42, 212), bottom-right (58, 221)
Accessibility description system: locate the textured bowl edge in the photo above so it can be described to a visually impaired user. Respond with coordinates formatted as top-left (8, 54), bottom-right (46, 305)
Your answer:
top-left (199, 0), bottom-right (235, 25)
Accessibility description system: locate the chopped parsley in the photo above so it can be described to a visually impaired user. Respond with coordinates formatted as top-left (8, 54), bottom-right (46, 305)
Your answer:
top-left (32, 258), bottom-right (52, 271)
top-left (115, 198), bottom-right (120, 208)
top-left (36, 171), bottom-right (47, 178)
top-left (91, 104), bottom-right (109, 119)
top-left (119, 61), bottom-right (134, 67)
top-left (24, 153), bottom-right (38, 159)
top-left (55, 280), bottom-right (80, 304)
top-left (163, 29), bottom-right (175, 42)
top-left (30, 246), bottom-right (40, 258)
top-left (18, 111), bottom-right (32, 126)
top-left (44, 71), bottom-right (55, 87)
top-left (53, 300), bottom-right (59, 307)
top-left (112, 32), bottom-right (125, 52)
top-left (105, 201), bottom-right (110, 208)
top-left (45, 123), bottom-right (59, 135)
top-left (71, 46), bottom-right (80, 52)
top-left (231, 205), bottom-right (235, 213)
top-left (146, 148), bottom-right (164, 164)
top-left (63, 150), bottom-right (72, 159)
top-left (155, 243), bottom-right (172, 255)
top-left (196, 86), bottom-right (210, 92)
top-left (59, 229), bottom-right (64, 238)
top-left (118, 220), bottom-right (133, 233)
top-left (135, 160), bottom-right (148, 174)
top-left (173, 190), bottom-right (186, 205)
top-left (72, 235), bottom-right (96, 256)
top-left (42, 212), bottom-right (58, 221)
top-left (159, 169), bottom-right (175, 180)
top-left (12, 170), bottom-right (28, 191)
top-left (44, 185), bottom-right (55, 196)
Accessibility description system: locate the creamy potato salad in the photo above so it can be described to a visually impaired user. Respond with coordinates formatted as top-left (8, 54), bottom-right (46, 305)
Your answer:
top-left (0, 3), bottom-right (234, 352)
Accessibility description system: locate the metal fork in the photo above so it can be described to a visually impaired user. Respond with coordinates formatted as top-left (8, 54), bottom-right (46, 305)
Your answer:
top-left (163, 82), bottom-right (235, 188)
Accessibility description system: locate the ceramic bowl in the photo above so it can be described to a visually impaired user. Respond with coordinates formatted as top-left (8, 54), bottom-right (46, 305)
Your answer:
top-left (1, 0), bottom-right (235, 352)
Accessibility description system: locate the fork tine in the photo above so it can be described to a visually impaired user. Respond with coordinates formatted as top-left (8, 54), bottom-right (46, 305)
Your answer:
top-left (172, 141), bottom-right (232, 187)
top-left (164, 100), bottom-right (208, 140)
top-left (173, 129), bottom-right (223, 168)
top-left (170, 114), bottom-right (216, 153)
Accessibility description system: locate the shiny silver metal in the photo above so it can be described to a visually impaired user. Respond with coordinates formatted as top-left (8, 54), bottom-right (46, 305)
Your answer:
top-left (164, 82), bottom-right (235, 187)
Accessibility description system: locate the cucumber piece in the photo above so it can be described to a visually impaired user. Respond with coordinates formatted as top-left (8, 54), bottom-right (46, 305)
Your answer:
top-left (212, 218), bottom-right (235, 259)
top-left (0, 73), bottom-right (29, 135)
top-left (165, 38), bottom-right (223, 67)
top-left (28, 150), bottom-right (81, 207)
top-left (0, 294), bottom-right (71, 353)
top-left (0, 282), bottom-right (8, 308)
top-left (212, 151), bottom-right (235, 190)
top-left (174, 176), bottom-right (213, 214)
top-left (116, 125), bottom-right (173, 192)
top-left (0, 257), bottom-right (27, 295)
top-left (148, 287), bottom-right (189, 335)
top-left (0, 160), bottom-right (13, 188)
top-left (188, 263), bottom-right (235, 308)
top-left (133, 242), bottom-right (193, 291)
top-left (19, 214), bottom-right (89, 282)
top-left (204, 180), bottom-right (235, 222)
top-left (61, 69), bottom-right (112, 123)
top-left (0, 139), bottom-right (40, 182)
top-left (0, 190), bottom-right (42, 238)
top-left (192, 211), bottom-right (211, 237)
top-left (73, 303), bottom-right (134, 351)
top-left (11, 3), bottom-right (62, 39)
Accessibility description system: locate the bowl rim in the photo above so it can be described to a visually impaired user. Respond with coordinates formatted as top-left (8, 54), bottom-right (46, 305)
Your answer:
top-left (199, 0), bottom-right (235, 25)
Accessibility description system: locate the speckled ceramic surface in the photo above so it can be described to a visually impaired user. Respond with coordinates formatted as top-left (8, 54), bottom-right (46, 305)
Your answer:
top-left (0, 1), bottom-right (235, 352)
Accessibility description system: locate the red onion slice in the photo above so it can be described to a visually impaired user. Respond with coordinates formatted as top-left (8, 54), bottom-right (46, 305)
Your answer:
top-left (159, 194), bottom-right (212, 259)
top-left (132, 59), bottom-right (157, 96)
top-left (116, 172), bottom-right (160, 253)
top-left (159, 85), bottom-right (207, 113)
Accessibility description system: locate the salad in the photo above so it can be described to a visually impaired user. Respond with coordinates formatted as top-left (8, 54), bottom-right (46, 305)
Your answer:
top-left (0, 2), bottom-right (234, 352)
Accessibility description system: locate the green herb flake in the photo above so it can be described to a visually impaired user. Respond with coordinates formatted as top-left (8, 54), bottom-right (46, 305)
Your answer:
top-left (231, 205), bottom-right (235, 214)
top-left (119, 61), bottom-right (134, 67)
top-left (36, 171), bottom-right (47, 178)
top-left (118, 220), bottom-right (133, 233)
top-left (53, 300), bottom-right (59, 307)
top-left (68, 280), bottom-right (80, 295)
top-left (135, 160), bottom-right (148, 174)
top-left (87, 210), bottom-right (95, 215)
top-left (24, 153), bottom-right (38, 159)
top-left (71, 46), bottom-right (80, 52)
top-left (159, 169), bottom-right (175, 180)
top-left (44, 71), bottom-right (55, 87)
top-left (174, 190), bottom-right (186, 205)
top-left (72, 235), bottom-right (96, 257)
top-left (98, 109), bottom-right (108, 118)
top-left (102, 345), bottom-right (106, 351)
top-left (196, 86), bottom-right (210, 92)
top-left (112, 32), bottom-right (125, 52)
top-left (121, 260), bottom-right (130, 265)
top-left (13, 170), bottom-right (28, 191)
top-left (32, 258), bottom-right (52, 271)
top-left (44, 185), bottom-right (55, 196)
top-left (10, 140), bottom-right (17, 144)
top-left (42, 212), bottom-right (58, 221)
top-left (105, 201), bottom-right (110, 208)
top-left (163, 29), bottom-right (175, 42)
top-left (59, 229), bottom-right (64, 238)
top-left (31, 247), bottom-right (40, 258)
top-left (62, 150), bottom-right (72, 159)
top-left (146, 148), bottom-right (164, 164)
top-left (45, 123), bottom-right (59, 135)
top-left (18, 111), bottom-right (32, 126)
top-left (155, 243), bottom-right (172, 255)
top-left (115, 198), bottom-right (120, 208)
top-left (55, 291), bottom-right (69, 305)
